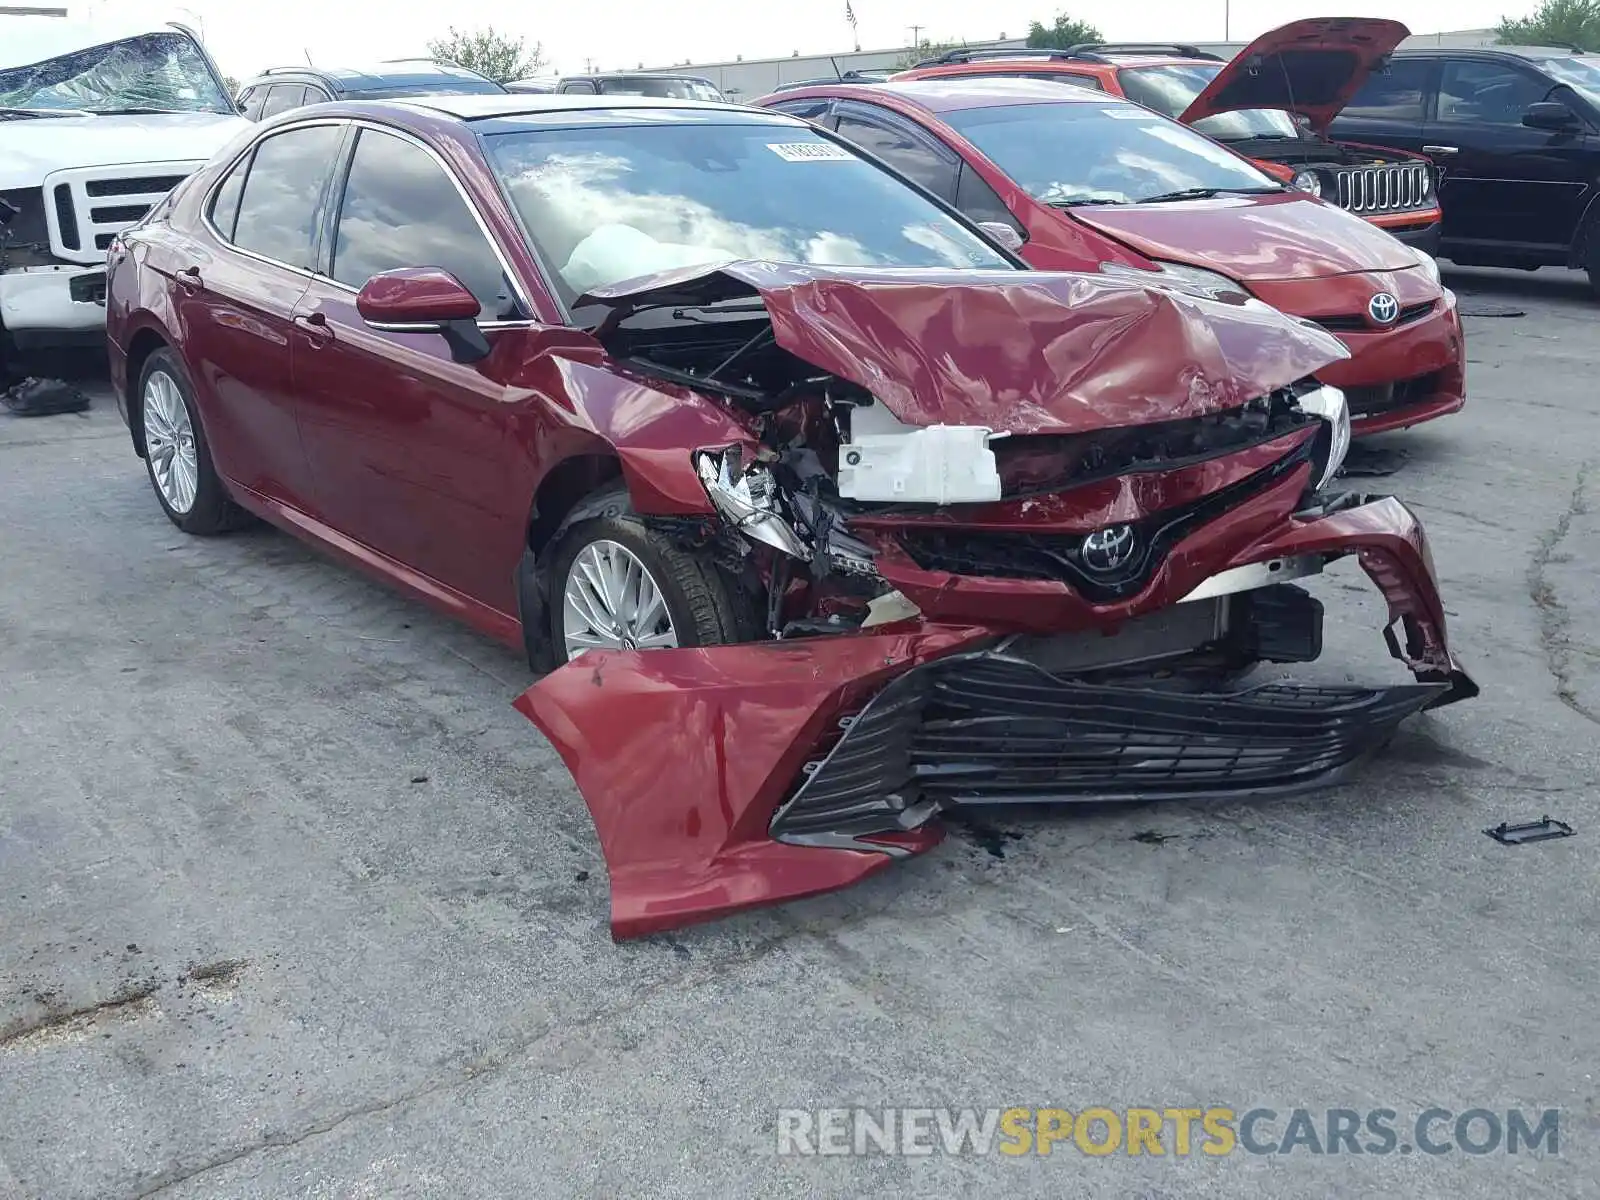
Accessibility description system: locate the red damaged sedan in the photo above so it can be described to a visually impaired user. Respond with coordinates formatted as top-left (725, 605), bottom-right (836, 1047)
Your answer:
top-left (758, 77), bottom-right (1465, 436)
top-left (105, 94), bottom-right (1475, 938)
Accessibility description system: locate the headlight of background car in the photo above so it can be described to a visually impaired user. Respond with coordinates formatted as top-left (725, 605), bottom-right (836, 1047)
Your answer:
top-left (1099, 260), bottom-right (1251, 303)
top-left (1411, 246), bottom-right (1441, 286)
top-left (1290, 169), bottom-right (1322, 197)
top-left (1296, 385), bottom-right (1351, 492)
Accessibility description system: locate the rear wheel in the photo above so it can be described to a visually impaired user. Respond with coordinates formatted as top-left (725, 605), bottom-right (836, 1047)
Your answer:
top-left (546, 488), bottom-right (758, 665)
top-left (138, 349), bottom-right (250, 534)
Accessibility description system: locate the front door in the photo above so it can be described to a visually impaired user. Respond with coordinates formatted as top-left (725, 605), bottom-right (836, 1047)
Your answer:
top-left (1425, 58), bottom-right (1592, 249)
top-left (291, 124), bottom-right (530, 612)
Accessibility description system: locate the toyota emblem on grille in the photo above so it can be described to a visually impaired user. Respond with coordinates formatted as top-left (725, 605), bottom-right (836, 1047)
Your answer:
top-left (1081, 524), bottom-right (1137, 574)
top-left (1368, 292), bottom-right (1400, 325)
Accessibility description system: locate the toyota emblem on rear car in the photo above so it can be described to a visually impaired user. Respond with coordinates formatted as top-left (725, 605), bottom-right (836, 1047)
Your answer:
top-left (1368, 292), bottom-right (1400, 325)
top-left (1081, 524), bottom-right (1137, 574)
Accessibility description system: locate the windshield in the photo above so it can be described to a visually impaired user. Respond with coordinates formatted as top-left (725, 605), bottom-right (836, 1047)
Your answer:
top-left (0, 32), bottom-right (231, 114)
top-left (1118, 64), bottom-right (1300, 139)
top-left (1541, 57), bottom-right (1600, 109)
top-left (944, 101), bottom-right (1280, 206)
top-left (597, 77), bottom-right (723, 101)
top-left (487, 120), bottom-right (1011, 299)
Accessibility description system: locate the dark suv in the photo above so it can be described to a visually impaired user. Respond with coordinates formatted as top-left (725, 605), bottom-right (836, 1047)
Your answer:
top-left (235, 61), bottom-right (505, 120)
top-left (1330, 46), bottom-right (1600, 288)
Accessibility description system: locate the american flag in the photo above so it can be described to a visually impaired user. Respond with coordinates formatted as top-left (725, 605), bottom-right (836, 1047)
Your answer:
top-left (845, 1), bottom-right (858, 28)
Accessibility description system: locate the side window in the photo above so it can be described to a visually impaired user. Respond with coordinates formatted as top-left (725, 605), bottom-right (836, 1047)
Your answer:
top-left (232, 125), bottom-right (343, 268)
top-left (769, 98), bottom-right (832, 122)
top-left (954, 162), bottom-right (1023, 235)
top-left (331, 127), bottom-right (510, 316)
top-left (1027, 71), bottom-right (1105, 91)
top-left (1342, 59), bottom-right (1432, 121)
top-left (302, 86), bottom-right (332, 106)
top-left (208, 153), bottom-right (250, 240)
top-left (260, 85), bottom-right (303, 118)
top-left (239, 87), bottom-right (265, 120)
top-left (559, 80), bottom-right (598, 94)
top-left (835, 111), bottom-right (959, 202)
top-left (1437, 61), bottom-right (1550, 124)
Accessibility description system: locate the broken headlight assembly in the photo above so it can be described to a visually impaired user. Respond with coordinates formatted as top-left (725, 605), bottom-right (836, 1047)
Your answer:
top-left (696, 448), bottom-right (812, 559)
top-left (1296, 383), bottom-right (1351, 492)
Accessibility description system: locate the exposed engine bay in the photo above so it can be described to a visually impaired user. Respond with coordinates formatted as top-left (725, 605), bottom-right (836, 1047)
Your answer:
top-left (593, 290), bottom-right (1352, 665)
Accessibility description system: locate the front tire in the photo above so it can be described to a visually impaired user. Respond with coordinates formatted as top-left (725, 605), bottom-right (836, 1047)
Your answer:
top-left (137, 348), bottom-right (249, 535)
top-left (547, 487), bottom-right (758, 665)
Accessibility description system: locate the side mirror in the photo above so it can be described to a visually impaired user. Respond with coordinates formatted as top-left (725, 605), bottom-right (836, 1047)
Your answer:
top-left (1523, 101), bottom-right (1581, 132)
top-left (977, 221), bottom-right (1025, 251)
top-left (356, 267), bottom-right (489, 363)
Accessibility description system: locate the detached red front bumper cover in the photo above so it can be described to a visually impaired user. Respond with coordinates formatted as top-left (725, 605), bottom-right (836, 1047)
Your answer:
top-left (516, 496), bottom-right (1475, 939)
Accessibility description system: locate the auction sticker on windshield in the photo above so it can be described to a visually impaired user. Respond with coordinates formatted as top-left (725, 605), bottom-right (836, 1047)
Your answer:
top-left (767, 142), bottom-right (856, 162)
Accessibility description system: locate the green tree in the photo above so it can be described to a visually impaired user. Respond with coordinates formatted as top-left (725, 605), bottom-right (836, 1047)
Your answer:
top-left (426, 26), bottom-right (545, 84)
top-left (1026, 12), bottom-right (1104, 50)
top-left (1498, 0), bottom-right (1600, 46)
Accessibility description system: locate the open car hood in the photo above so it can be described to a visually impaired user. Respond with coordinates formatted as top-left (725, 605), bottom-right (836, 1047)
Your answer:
top-left (1177, 18), bottom-right (1411, 134)
top-left (579, 260), bottom-right (1348, 435)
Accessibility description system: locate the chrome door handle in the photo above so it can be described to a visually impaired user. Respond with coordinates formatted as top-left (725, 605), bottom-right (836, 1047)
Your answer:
top-left (175, 266), bottom-right (203, 293)
top-left (1422, 145), bottom-right (1459, 155)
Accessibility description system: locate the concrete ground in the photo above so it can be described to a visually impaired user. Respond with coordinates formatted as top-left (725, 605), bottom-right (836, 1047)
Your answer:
top-left (0, 266), bottom-right (1596, 1199)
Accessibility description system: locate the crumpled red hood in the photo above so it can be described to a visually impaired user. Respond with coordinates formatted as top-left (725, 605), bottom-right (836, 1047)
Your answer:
top-left (580, 260), bottom-right (1348, 434)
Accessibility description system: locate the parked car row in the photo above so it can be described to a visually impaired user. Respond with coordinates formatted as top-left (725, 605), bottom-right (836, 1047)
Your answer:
top-left (103, 86), bottom-right (1477, 936)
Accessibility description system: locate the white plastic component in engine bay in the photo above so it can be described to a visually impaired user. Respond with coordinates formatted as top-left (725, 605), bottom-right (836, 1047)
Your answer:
top-left (836, 401), bottom-right (1002, 504)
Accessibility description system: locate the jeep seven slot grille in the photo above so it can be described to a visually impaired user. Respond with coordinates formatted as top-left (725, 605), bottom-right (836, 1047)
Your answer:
top-left (1334, 164), bottom-right (1431, 214)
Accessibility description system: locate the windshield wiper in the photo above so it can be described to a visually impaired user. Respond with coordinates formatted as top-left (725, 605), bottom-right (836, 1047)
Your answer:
top-left (1139, 186), bottom-right (1283, 203)
top-left (1046, 197), bottom-right (1128, 208)
top-left (0, 106), bottom-right (93, 120)
top-left (92, 106), bottom-right (205, 115)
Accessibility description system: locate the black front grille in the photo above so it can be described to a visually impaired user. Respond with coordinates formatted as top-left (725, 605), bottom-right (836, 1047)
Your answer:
top-left (90, 203), bottom-right (151, 224)
top-left (1314, 301), bottom-right (1436, 334)
top-left (1344, 371), bottom-right (1445, 417)
top-left (989, 390), bottom-right (1312, 497)
top-left (85, 174), bottom-right (187, 197)
top-left (896, 434), bottom-right (1313, 601)
top-left (769, 654), bottom-right (1447, 843)
top-left (52, 184), bottom-right (79, 251)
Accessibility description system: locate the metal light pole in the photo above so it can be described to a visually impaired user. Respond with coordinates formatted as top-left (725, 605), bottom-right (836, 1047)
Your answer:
top-left (1224, 0), bottom-right (1230, 41)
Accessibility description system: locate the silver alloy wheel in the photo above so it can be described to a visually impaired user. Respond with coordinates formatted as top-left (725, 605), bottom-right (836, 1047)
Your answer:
top-left (142, 370), bottom-right (198, 514)
top-left (562, 539), bottom-right (678, 659)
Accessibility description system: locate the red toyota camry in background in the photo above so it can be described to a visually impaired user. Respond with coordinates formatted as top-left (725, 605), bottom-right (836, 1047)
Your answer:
top-left (758, 77), bottom-right (1465, 436)
top-left (105, 93), bottom-right (1474, 937)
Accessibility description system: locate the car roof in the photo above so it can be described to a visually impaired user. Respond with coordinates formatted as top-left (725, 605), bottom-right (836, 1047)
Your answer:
top-left (249, 63), bottom-right (495, 91)
top-left (390, 93), bottom-right (800, 123)
top-left (781, 76), bottom-right (1111, 114)
top-left (1394, 45), bottom-right (1589, 62)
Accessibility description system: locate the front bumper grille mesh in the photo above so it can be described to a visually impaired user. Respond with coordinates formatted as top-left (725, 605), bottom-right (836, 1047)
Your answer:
top-left (769, 653), bottom-right (1446, 845)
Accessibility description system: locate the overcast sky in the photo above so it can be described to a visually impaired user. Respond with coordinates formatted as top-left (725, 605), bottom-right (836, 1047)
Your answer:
top-left (86, 0), bottom-right (1522, 78)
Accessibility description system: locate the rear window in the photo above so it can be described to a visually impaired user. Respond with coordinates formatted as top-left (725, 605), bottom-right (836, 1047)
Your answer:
top-left (1117, 65), bottom-right (1299, 139)
top-left (595, 77), bottom-right (723, 101)
top-left (485, 120), bottom-right (1011, 299)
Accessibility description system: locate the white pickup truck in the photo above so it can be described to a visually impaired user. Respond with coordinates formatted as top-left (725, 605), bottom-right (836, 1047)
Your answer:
top-left (0, 18), bottom-right (248, 366)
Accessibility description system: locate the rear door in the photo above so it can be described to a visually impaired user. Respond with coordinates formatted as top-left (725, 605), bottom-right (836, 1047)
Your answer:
top-left (1422, 57), bottom-right (1592, 249)
top-left (172, 123), bottom-right (344, 510)
top-left (291, 123), bottom-right (529, 609)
